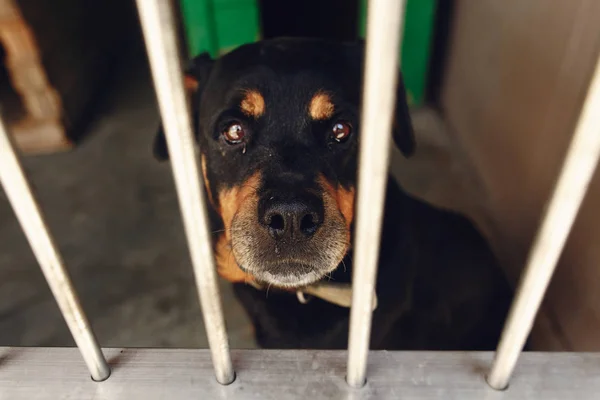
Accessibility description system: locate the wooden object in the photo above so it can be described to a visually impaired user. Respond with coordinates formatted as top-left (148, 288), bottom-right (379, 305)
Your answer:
top-left (0, 0), bottom-right (68, 153)
top-left (0, 0), bottom-right (134, 154)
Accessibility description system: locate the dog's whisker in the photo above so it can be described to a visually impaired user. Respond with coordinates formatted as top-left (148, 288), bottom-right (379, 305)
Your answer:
top-left (266, 283), bottom-right (272, 298)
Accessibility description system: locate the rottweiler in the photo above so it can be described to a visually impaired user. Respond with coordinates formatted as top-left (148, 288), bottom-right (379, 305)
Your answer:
top-left (153, 37), bottom-right (513, 350)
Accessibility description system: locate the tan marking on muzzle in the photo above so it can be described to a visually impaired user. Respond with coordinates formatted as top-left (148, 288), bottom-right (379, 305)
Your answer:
top-left (218, 172), bottom-right (262, 242)
top-left (336, 186), bottom-right (355, 229)
top-left (318, 175), bottom-right (356, 229)
top-left (215, 233), bottom-right (254, 283)
top-left (215, 173), bottom-right (261, 283)
top-left (200, 155), bottom-right (216, 208)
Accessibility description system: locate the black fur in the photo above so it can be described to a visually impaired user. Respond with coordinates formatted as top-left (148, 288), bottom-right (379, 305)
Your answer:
top-left (153, 37), bottom-right (513, 350)
top-left (233, 179), bottom-right (511, 349)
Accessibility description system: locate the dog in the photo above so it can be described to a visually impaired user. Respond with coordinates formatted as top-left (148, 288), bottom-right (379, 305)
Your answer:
top-left (153, 37), bottom-right (513, 350)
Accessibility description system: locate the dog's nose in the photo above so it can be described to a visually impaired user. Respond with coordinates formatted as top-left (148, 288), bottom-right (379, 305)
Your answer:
top-left (259, 197), bottom-right (323, 240)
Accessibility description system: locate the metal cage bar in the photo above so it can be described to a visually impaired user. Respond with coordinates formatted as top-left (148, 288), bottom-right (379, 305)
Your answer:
top-left (0, 115), bottom-right (110, 382)
top-left (135, 0), bottom-right (235, 385)
top-left (487, 53), bottom-right (600, 390)
top-left (346, 0), bottom-right (407, 388)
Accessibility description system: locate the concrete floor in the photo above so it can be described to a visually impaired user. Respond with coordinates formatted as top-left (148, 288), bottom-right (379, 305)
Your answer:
top-left (0, 46), bottom-right (483, 349)
top-left (0, 48), bottom-right (256, 349)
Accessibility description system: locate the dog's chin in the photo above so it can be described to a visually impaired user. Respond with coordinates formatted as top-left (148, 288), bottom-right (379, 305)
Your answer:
top-left (239, 262), bottom-right (334, 289)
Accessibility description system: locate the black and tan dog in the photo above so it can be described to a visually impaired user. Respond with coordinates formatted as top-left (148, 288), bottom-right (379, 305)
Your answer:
top-left (153, 38), bottom-right (513, 350)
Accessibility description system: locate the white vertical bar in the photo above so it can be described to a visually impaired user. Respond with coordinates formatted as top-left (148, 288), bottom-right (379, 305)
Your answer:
top-left (0, 115), bottom-right (110, 381)
top-left (487, 54), bottom-right (600, 390)
top-left (135, 0), bottom-right (234, 385)
top-left (346, 0), bottom-right (407, 388)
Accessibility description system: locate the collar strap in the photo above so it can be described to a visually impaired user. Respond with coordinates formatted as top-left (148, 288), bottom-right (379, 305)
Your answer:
top-left (248, 281), bottom-right (378, 311)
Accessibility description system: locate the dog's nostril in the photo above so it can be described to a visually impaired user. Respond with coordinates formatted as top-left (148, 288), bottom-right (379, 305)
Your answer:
top-left (259, 195), bottom-right (324, 240)
top-left (268, 214), bottom-right (285, 231)
top-left (299, 213), bottom-right (318, 237)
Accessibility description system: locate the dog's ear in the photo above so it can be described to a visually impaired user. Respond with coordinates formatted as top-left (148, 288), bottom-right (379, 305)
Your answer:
top-left (393, 75), bottom-right (415, 157)
top-left (153, 52), bottom-right (215, 161)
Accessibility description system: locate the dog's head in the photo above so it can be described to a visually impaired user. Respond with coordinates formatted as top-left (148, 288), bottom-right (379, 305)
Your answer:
top-left (154, 38), bottom-right (414, 288)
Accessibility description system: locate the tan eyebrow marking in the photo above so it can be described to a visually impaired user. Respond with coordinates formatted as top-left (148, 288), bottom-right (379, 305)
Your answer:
top-left (309, 91), bottom-right (335, 120)
top-left (240, 90), bottom-right (265, 118)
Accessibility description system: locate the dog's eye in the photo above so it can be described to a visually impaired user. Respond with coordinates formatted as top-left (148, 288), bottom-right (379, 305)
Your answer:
top-left (331, 121), bottom-right (352, 143)
top-left (223, 122), bottom-right (246, 144)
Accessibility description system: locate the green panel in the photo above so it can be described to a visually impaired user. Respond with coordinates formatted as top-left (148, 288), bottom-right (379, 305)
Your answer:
top-left (180, 0), bottom-right (219, 57)
top-left (179, 0), bottom-right (260, 58)
top-left (212, 2), bottom-right (261, 55)
top-left (180, 0), bottom-right (435, 106)
top-left (359, 0), bottom-right (437, 106)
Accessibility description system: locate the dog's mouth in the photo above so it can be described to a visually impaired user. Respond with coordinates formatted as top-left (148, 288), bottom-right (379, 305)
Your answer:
top-left (230, 223), bottom-right (349, 288)
top-left (215, 172), bottom-right (354, 289)
top-left (237, 261), bottom-right (325, 288)
top-left (227, 193), bottom-right (350, 289)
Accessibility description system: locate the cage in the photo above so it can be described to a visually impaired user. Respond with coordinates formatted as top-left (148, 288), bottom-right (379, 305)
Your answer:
top-left (1, 0), bottom-right (599, 398)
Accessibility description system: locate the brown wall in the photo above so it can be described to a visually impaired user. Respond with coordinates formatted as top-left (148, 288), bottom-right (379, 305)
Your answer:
top-left (440, 0), bottom-right (600, 350)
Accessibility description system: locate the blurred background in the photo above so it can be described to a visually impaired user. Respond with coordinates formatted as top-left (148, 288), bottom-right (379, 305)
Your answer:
top-left (0, 0), bottom-right (599, 351)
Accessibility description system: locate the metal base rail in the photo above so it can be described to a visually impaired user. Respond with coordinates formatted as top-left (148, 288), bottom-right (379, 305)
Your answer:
top-left (1, 348), bottom-right (599, 400)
